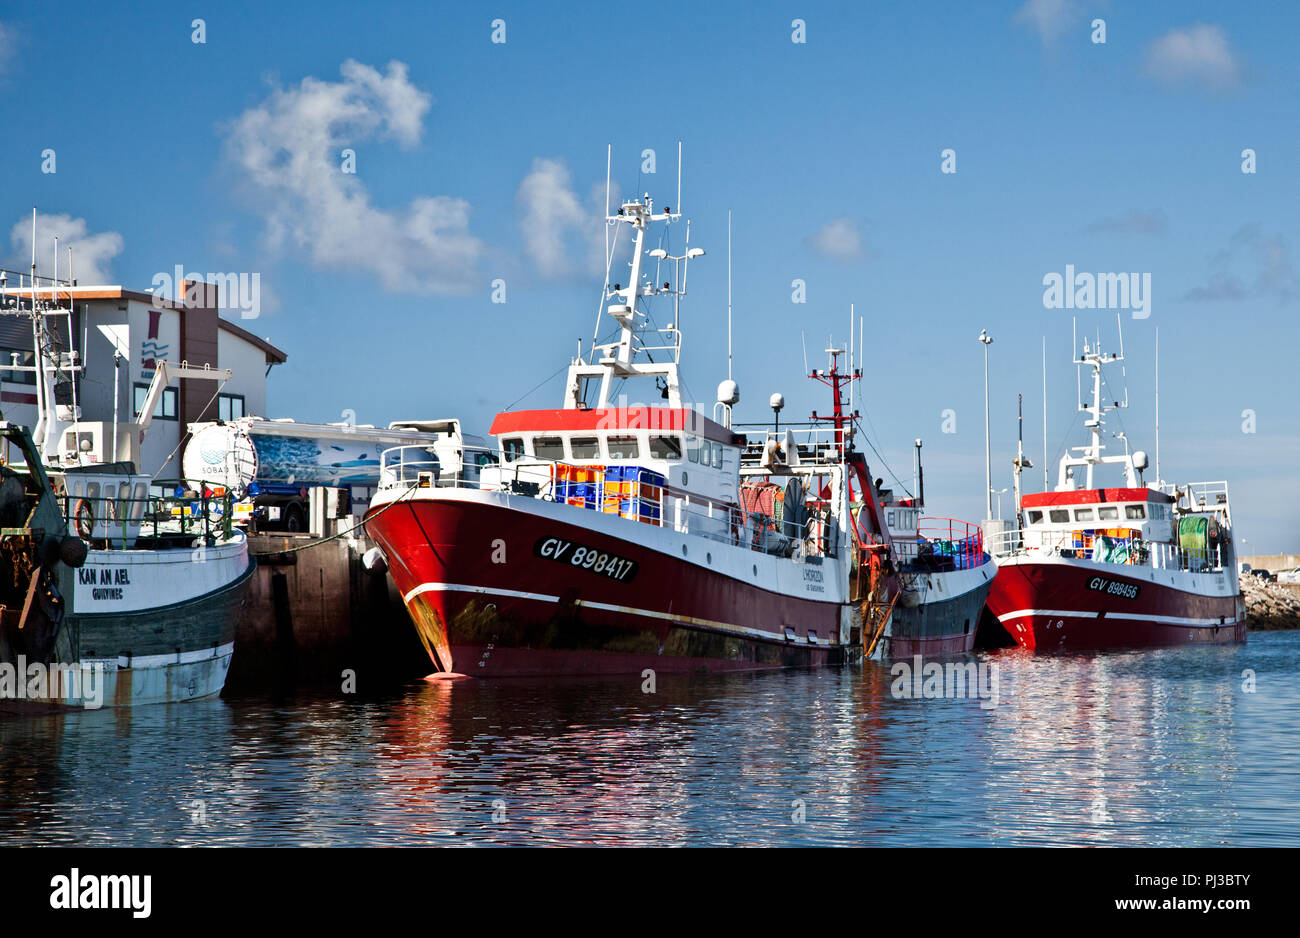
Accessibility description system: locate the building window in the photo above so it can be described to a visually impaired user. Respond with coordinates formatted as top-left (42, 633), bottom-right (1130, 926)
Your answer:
top-left (218, 393), bottom-right (246, 422)
top-left (0, 348), bottom-right (36, 386)
top-left (133, 383), bottom-right (177, 421)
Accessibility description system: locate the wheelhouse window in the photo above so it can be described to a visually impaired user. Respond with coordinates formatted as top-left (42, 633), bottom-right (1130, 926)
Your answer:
top-left (1124, 504), bottom-right (1147, 520)
top-left (1098, 506), bottom-right (1119, 521)
top-left (501, 437), bottom-right (525, 462)
top-left (711, 442), bottom-right (724, 469)
top-left (1049, 509), bottom-right (1070, 523)
top-left (686, 436), bottom-right (702, 463)
top-left (533, 436), bottom-right (564, 460)
top-left (569, 436), bottom-right (600, 459)
top-left (1074, 508), bottom-right (1095, 522)
top-left (607, 435), bottom-right (639, 459)
top-left (1027, 510), bottom-right (1043, 524)
top-left (649, 434), bottom-right (683, 460)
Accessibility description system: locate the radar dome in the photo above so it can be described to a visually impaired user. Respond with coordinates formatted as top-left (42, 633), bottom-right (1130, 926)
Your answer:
top-left (1133, 450), bottom-right (1149, 470)
top-left (717, 379), bottom-right (740, 405)
top-left (769, 392), bottom-right (785, 411)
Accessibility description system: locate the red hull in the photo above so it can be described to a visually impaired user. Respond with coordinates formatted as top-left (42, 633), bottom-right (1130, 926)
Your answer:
top-left (987, 559), bottom-right (1244, 650)
top-left (365, 495), bottom-right (848, 676)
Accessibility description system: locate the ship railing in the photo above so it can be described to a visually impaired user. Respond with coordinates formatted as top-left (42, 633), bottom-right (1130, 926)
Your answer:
top-left (53, 478), bottom-right (236, 548)
top-left (736, 424), bottom-right (850, 468)
top-left (1163, 479), bottom-right (1230, 509)
top-left (378, 444), bottom-right (839, 560)
top-left (988, 525), bottom-right (1227, 574)
top-left (378, 445), bottom-right (442, 488)
top-left (908, 517), bottom-right (987, 571)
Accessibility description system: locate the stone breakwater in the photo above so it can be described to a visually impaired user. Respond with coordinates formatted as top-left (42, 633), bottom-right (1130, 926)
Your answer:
top-left (1243, 577), bottom-right (1300, 630)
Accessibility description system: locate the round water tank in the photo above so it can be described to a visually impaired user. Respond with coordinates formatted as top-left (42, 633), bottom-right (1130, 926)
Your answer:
top-left (183, 423), bottom-right (259, 499)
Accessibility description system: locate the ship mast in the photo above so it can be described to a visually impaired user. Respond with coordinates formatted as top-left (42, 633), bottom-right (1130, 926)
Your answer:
top-left (1056, 337), bottom-right (1136, 491)
top-left (562, 191), bottom-right (699, 410)
top-left (809, 343), bottom-right (859, 458)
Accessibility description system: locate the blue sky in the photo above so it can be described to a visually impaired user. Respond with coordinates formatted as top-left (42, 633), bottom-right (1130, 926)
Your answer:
top-left (2, 0), bottom-right (1298, 550)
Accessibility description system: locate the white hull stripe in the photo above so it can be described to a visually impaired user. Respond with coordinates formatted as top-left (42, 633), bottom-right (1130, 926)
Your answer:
top-left (997, 609), bottom-right (1237, 628)
top-left (79, 642), bottom-right (236, 670)
top-left (402, 582), bottom-right (814, 645)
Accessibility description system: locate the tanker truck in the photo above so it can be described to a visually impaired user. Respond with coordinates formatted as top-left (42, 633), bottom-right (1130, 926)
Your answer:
top-left (181, 417), bottom-right (490, 532)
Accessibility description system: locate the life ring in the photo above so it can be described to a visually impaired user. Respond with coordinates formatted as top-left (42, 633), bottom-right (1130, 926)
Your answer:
top-left (74, 499), bottom-right (95, 539)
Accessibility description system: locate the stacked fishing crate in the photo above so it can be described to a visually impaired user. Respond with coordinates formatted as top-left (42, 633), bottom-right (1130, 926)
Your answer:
top-left (550, 463), bottom-right (664, 525)
top-left (552, 464), bottom-right (603, 509)
top-left (602, 466), bottom-right (664, 525)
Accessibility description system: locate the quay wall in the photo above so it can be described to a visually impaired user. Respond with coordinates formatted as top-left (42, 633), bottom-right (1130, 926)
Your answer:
top-left (227, 529), bottom-right (429, 689)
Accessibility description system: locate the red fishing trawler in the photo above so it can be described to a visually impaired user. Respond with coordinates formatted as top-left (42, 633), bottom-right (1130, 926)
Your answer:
top-left (985, 336), bottom-right (1244, 650)
top-left (364, 171), bottom-right (992, 676)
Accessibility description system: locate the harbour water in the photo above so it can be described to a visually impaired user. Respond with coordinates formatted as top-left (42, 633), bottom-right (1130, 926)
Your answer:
top-left (2, 632), bottom-right (1296, 847)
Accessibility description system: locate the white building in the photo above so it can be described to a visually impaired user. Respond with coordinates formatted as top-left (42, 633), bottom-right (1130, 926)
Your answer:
top-left (0, 280), bottom-right (286, 479)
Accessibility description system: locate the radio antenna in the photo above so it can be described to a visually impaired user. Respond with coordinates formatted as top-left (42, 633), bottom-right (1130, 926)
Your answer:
top-left (848, 303), bottom-right (854, 417)
top-left (675, 140), bottom-right (682, 218)
top-left (726, 209), bottom-right (733, 380)
top-left (1042, 335), bottom-right (1048, 490)
top-left (1155, 326), bottom-right (1161, 485)
top-left (1074, 316), bottom-right (1081, 411)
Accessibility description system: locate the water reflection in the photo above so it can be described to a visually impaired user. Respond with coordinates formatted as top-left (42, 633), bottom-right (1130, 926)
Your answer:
top-left (0, 633), bottom-right (1295, 846)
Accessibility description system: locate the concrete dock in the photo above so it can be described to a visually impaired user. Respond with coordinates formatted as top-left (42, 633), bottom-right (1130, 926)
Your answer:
top-left (228, 528), bottom-right (429, 689)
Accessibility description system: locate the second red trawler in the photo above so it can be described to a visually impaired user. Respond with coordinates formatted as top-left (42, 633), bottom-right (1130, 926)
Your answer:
top-left (985, 335), bottom-right (1244, 650)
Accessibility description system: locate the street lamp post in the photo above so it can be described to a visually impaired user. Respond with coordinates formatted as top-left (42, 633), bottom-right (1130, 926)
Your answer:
top-left (979, 329), bottom-right (994, 519)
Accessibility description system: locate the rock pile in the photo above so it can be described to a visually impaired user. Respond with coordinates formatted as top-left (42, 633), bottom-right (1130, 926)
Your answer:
top-left (1243, 576), bottom-right (1300, 630)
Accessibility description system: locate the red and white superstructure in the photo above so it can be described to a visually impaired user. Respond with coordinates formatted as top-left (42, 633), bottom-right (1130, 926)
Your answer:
top-left (364, 186), bottom-right (904, 676)
top-left (986, 337), bottom-right (1244, 650)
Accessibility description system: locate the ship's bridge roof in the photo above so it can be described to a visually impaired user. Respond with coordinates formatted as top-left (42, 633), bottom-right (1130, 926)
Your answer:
top-left (1021, 487), bottom-right (1174, 508)
top-left (490, 407), bottom-right (742, 446)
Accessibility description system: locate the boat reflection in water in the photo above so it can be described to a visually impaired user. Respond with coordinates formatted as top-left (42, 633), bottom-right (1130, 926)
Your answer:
top-left (981, 644), bottom-right (1247, 845)
top-left (1, 634), bottom-right (1294, 846)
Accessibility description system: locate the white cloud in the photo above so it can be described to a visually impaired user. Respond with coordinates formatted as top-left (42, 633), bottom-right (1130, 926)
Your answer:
top-left (1144, 24), bottom-right (1242, 90)
top-left (806, 217), bottom-right (864, 262)
top-left (223, 59), bottom-right (482, 294)
top-left (516, 158), bottom-right (611, 279)
top-left (1013, 0), bottom-right (1078, 44)
top-left (1184, 225), bottom-right (1295, 304)
top-left (8, 212), bottom-right (124, 284)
